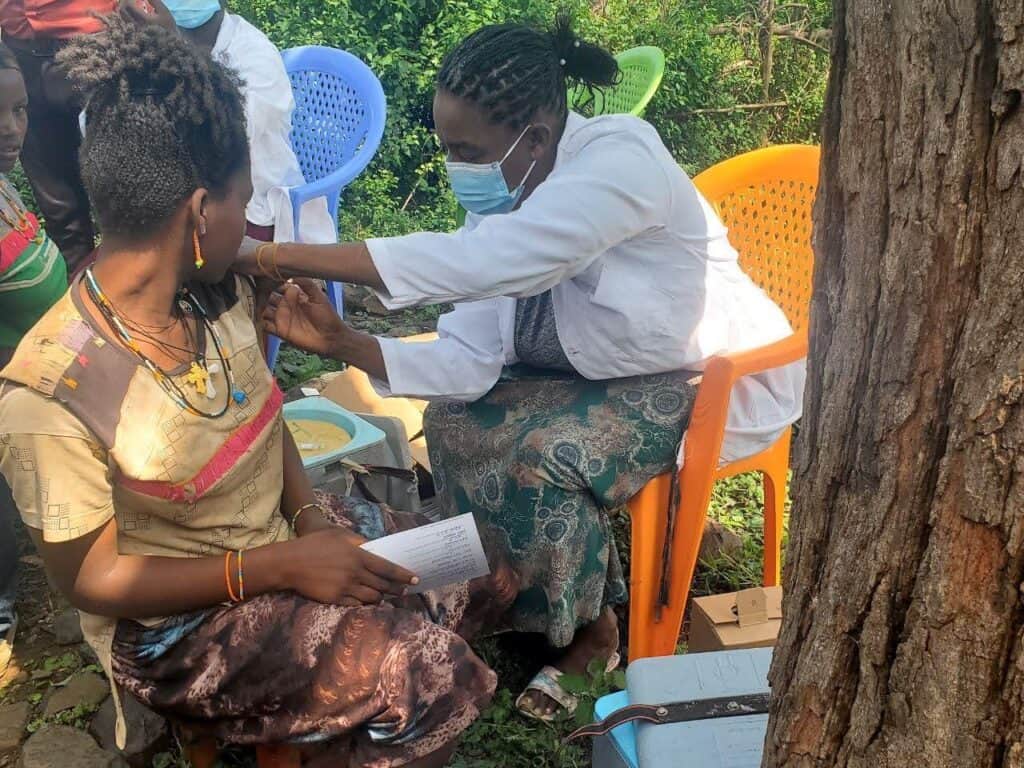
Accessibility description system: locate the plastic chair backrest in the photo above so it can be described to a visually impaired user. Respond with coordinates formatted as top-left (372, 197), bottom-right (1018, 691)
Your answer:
top-left (283, 46), bottom-right (386, 192)
top-left (692, 144), bottom-right (819, 334)
top-left (569, 46), bottom-right (665, 117)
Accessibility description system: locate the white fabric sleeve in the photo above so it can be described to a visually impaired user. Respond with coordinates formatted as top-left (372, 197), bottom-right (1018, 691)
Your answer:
top-left (370, 301), bottom-right (507, 401)
top-left (365, 135), bottom-right (672, 309)
top-left (238, 44), bottom-right (305, 226)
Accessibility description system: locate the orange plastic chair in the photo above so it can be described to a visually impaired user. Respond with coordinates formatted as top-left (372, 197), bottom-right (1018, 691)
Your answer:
top-left (626, 144), bottom-right (819, 660)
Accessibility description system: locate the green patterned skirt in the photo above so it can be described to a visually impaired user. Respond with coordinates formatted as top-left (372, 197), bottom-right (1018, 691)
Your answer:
top-left (424, 368), bottom-right (698, 648)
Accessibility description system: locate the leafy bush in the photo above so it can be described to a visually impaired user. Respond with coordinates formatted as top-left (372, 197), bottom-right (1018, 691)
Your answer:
top-left (229, 0), bottom-right (831, 238)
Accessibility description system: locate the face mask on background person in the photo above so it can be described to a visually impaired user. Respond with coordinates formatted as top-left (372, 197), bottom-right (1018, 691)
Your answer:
top-left (162, 0), bottom-right (221, 29)
top-left (445, 125), bottom-right (537, 216)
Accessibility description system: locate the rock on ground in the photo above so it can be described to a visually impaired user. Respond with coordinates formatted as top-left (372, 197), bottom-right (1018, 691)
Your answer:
top-left (19, 726), bottom-right (126, 768)
top-left (0, 702), bottom-right (30, 750)
top-left (52, 609), bottom-right (84, 647)
top-left (699, 518), bottom-right (745, 563)
top-left (89, 695), bottom-right (168, 768)
top-left (44, 672), bottom-right (109, 718)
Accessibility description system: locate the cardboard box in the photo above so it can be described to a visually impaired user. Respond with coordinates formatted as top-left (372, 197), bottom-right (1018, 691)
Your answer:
top-left (687, 586), bottom-right (782, 653)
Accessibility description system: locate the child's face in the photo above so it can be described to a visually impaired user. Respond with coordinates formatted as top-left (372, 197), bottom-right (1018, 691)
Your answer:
top-left (0, 68), bottom-right (27, 175)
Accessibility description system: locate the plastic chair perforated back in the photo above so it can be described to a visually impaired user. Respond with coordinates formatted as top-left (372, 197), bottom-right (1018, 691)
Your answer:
top-left (286, 50), bottom-right (384, 189)
top-left (692, 145), bottom-right (818, 334)
top-left (569, 46), bottom-right (665, 117)
top-left (266, 46), bottom-right (386, 368)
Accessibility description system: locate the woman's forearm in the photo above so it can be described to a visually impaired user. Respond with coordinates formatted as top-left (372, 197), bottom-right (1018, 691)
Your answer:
top-left (280, 424), bottom-right (333, 536)
top-left (328, 327), bottom-right (389, 385)
top-left (268, 242), bottom-right (386, 292)
top-left (32, 522), bottom-right (302, 619)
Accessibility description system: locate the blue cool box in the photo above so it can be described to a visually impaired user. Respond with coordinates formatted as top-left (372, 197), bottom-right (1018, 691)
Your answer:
top-left (592, 648), bottom-right (772, 768)
top-left (282, 396), bottom-right (386, 470)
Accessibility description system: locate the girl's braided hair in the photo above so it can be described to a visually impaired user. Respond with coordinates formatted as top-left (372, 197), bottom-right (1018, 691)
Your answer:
top-left (437, 11), bottom-right (619, 130)
top-left (57, 16), bottom-right (249, 238)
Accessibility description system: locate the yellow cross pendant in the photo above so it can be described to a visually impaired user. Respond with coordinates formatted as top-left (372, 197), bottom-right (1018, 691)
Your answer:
top-left (185, 361), bottom-right (210, 396)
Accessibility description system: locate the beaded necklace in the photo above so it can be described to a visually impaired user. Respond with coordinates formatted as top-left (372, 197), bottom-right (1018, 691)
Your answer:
top-left (83, 267), bottom-right (247, 418)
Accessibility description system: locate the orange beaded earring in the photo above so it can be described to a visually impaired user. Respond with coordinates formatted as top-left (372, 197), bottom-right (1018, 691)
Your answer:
top-left (193, 228), bottom-right (204, 270)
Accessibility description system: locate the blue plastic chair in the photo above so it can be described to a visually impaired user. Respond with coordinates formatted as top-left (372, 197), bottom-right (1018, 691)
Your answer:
top-left (266, 46), bottom-right (387, 368)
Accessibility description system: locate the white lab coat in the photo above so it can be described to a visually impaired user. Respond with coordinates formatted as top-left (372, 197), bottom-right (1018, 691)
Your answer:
top-left (367, 112), bottom-right (805, 463)
top-left (212, 13), bottom-right (336, 244)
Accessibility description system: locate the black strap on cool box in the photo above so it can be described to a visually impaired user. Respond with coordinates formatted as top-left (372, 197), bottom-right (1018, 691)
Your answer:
top-left (567, 692), bottom-right (770, 742)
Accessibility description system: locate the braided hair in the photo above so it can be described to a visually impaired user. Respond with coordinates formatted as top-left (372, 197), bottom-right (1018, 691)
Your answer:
top-left (0, 42), bottom-right (19, 72)
top-left (437, 11), bottom-right (619, 130)
top-left (57, 16), bottom-right (248, 238)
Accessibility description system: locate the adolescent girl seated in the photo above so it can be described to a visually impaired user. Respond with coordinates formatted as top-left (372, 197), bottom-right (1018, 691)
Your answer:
top-left (0, 18), bottom-right (512, 767)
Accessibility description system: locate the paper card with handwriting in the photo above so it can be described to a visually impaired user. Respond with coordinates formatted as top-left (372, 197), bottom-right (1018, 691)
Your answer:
top-left (360, 513), bottom-right (490, 594)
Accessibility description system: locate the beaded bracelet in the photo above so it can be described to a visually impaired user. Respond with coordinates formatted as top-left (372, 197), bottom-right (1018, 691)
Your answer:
top-left (236, 549), bottom-right (245, 602)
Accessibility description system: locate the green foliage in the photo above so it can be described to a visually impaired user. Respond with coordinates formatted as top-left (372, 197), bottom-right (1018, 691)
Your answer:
top-left (229, 0), bottom-right (831, 237)
top-left (695, 472), bottom-right (791, 595)
top-left (559, 658), bottom-right (627, 728)
top-left (26, 702), bottom-right (101, 734)
top-left (272, 344), bottom-right (344, 389)
top-left (451, 688), bottom-right (588, 768)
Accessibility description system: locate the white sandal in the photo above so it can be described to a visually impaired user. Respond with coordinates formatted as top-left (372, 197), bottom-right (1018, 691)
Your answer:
top-left (516, 651), bottom-right (621, 722)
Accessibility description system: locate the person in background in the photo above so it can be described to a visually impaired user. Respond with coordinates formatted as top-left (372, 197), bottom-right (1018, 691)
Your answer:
top-left (0, 0), bottom-right (114, 274)
top-left (0, 19), bottom-right (511, 766)
top-left (254, 14), bottom-right (805, 721)
top-left (0, 41), bottom-right (67, 674)
top-left (130, 0), bottom-right (335, 246)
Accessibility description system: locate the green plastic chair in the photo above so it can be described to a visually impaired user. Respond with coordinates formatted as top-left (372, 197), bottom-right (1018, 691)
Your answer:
top-left (454, 46), bottom-right (665, 228)
top-left (569, 45), bottom-right (666, 117)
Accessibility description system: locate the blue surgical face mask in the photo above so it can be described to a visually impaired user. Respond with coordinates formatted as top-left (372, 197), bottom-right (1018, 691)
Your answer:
top-left (163, 0), bottom-right (221, 29)
top-left (446, 125), bottom-right (537, 216)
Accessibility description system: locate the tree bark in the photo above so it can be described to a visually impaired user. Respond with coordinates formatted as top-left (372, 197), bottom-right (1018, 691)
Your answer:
top-left (764, 1), bottom-right (1024, 767)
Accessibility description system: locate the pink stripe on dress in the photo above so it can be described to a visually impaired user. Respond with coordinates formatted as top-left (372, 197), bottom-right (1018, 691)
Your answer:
top-left (119, 384), bottom-right (284, 503)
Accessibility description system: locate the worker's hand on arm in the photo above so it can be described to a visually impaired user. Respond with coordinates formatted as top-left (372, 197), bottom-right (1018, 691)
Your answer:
top-left (263, 279), bottom-right (391, 382)
top-left (234, 237), bottom-right (265, 277)
top-left (235, 239), bottom-right (386, 291)
top-left (263, 279), bottom-right (346, 357)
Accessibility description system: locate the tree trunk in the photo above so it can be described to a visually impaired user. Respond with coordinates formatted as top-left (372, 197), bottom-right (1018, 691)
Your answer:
top-left (764, 1), bottom-right (1024, 767)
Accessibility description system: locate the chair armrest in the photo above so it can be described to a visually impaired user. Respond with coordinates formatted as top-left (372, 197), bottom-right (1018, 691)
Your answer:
top-left (715, 333), bottom-right (808, 381)
top-left (681, 332), bottom-right (807, 470)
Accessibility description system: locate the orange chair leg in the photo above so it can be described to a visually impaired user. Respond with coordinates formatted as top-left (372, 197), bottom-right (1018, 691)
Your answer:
top-left (761, 431), bottom-right (791, 587)
top-left (628, 467), bottom-right (719, 659)
top-left (627, 474), bottom-right (673, 661)
top-left (646, 475), bottom-right (714, 658)
top-left (257, 744), bottom-right (302, 767)
top-left (762, 468), bottom-right (784, 587)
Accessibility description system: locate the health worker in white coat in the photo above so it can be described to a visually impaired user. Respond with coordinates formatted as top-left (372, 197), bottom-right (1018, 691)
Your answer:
top-left (252, 15), bottom-right (805, 723)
